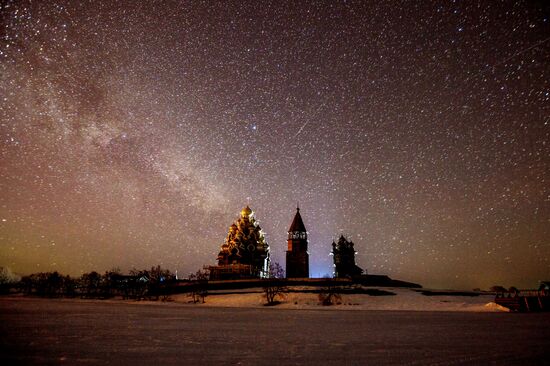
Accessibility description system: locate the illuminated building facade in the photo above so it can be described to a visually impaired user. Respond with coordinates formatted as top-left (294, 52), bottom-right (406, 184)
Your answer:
top-left (209, 206), bottom-right (270, 280)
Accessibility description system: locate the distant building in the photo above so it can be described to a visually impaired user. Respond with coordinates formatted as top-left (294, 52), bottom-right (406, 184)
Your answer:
top-left (209, 206), bottom-right (270, 280)
top-left (286, 207), bottom-right (309, 278)
top-left (331, 235), bottom-right (364, 278)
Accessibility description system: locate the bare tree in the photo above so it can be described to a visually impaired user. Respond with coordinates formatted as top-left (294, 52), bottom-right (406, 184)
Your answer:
top-left (263, 262), bottom-right (287, 305)
top-left (318, 278), bottom-right (343, 306)
top-left (100, 268), bottom-right (122, 298)
top-left (189, 269), bottom-right (209, 303)
top-left (146, 265), bottom-right (173, 300)
top-left (63, 275), bottom-right (77, 297)
top-left (80, 271), bottom-right (102, 298)
top-left (45, 272), bottom-right (63, 297)
top-left (128, 268), bottom-right (150, 300)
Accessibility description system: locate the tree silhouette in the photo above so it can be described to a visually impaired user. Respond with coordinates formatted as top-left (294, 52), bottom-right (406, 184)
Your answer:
top-left (63, 275), bottom-right (77, 297)
top-left (45, 272), bottom-right (63, 297)
top-left (263, 262), bottom-right (287, 305)
top-left (189, 269), bottom-right (209, 303)
top-left (0, 267), bottom-right (19, 294)
top-left (80, 271), bottom-right (102, 298)
top-left (146, 265), bottom-right (173, 300)
top-left (318, 278), bottom-right (343, 306)
top-left (100, 268), bottom-right (122, 298)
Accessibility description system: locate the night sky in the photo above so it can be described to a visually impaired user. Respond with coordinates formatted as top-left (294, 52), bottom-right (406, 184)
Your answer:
top-left (1, 1), bottom-right (549, 289)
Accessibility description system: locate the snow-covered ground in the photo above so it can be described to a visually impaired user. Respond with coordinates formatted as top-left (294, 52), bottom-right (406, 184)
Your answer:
top-left (171, 287), bottom-right (509, 312)
top-left (1, 296), bottom-right (547, 365)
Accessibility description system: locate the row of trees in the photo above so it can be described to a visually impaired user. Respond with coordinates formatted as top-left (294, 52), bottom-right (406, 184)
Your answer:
top-left (2, 264), bottom-right (350, 306)
top-left (10, 266), bottom-right (175, 300)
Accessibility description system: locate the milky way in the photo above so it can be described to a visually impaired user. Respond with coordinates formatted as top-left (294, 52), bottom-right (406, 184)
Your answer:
top-left (1, 1), bottom-right (549, 289)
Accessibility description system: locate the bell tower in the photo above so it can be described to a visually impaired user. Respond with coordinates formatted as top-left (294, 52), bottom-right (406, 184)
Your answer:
top-left (286, 206), bottom-right (309, 278)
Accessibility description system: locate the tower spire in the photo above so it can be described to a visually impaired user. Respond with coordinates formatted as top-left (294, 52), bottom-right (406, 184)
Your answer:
top-left (288, 206), bottom-right (306, 233)
top-left (286, 206), bottom-right (309, 278)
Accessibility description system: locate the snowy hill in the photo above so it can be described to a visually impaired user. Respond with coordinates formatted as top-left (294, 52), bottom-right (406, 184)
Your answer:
top-left (170, 286), bottom-right (508, 312)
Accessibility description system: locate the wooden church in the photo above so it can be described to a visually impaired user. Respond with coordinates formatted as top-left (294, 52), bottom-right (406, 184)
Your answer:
top-left (331, 235), bottom-right (364, 278)
top-left (208, 206), bottom-right (270, 280)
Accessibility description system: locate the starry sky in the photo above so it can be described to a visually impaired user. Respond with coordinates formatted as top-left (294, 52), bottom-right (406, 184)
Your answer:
top-left (1, 1), bottom-right (549, 289)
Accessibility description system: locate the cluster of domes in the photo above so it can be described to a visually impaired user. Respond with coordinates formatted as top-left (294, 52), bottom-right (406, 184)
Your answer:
top-left (332, 235), bottom-right (363, 278)
top-left (216, 206), bottom-right (269, 277)
top-left (213, 205), bottom-right (362, 280)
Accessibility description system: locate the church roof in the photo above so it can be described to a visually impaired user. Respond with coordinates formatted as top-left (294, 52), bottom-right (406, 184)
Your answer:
top-left (288, 207), bottom-right (306, 232)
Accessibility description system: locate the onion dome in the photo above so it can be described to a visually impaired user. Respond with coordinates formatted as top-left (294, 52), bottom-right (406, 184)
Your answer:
top-left (241, 205), bottom-right (252, 218)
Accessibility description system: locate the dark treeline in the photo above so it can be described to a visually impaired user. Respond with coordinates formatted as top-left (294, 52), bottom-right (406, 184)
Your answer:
top-left (13, 265), bottom-right (176, 301)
